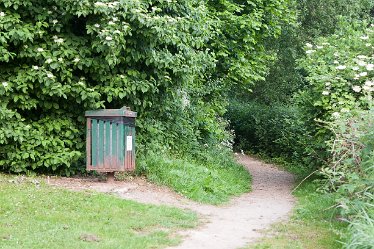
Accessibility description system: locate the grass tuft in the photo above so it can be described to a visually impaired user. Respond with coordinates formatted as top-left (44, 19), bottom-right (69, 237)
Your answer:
top-left (139, 150), bottom-right (251, 205)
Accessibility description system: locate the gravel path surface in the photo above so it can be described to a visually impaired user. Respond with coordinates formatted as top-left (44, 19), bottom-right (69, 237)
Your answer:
top-left (48, 154), bottom-right (295, 249)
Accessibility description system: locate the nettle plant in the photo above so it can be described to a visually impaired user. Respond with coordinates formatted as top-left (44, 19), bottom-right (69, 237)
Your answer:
top-left (0, 0), bottom-right (219, 174)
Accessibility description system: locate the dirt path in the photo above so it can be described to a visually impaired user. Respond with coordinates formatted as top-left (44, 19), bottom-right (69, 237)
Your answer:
top-left (48, 155), bottom-right (295, 249)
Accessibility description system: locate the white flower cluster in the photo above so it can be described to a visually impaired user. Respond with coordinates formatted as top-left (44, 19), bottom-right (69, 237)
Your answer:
top-left (94, 1), bottom-right (119, 8)
top-left (336, 65), bottom-right (346, 70)
top-left (363, 80), bottom-right (374, 92)
top-left (0, 12), bottom-right (5, 17)
top-left (2, 81), bottom-right (8, 87)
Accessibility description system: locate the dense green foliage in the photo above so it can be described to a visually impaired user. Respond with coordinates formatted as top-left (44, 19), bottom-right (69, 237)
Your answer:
top-left (228, 0), bottom-right (374, 169)
top-left (228, 101), bottom-right (307, 164)
top-left (0, 174), bottom-right (197, 248)
top-left (0, 0), bottom-right (295, 175)
top-left (0, 0), bottom-right (215, 173)
top-left (207, 0), bottom-right (295, 89)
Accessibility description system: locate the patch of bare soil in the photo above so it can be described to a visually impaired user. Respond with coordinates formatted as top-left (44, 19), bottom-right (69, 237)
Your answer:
top-left (47, 154), bottom-right (295, 249)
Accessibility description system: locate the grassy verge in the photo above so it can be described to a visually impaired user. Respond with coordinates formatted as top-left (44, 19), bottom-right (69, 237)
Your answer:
top-left (139, 149), bottom-right (251, 205)
top-left (247, 181), bottom-right (347, 249)
top-left (0, 174), bottom-right (197, 249)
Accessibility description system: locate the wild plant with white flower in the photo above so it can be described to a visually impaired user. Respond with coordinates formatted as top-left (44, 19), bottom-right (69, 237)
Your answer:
top-left (299, 20), bottom-right (374, 121)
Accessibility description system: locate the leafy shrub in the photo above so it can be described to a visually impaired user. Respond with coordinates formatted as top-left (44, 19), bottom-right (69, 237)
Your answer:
top-left (298, 18), bottom-right (374, 248)
top-left (227, 100), bottom-right (312, 167)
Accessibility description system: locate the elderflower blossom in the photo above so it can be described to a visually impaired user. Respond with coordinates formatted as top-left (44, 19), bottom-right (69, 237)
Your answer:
top-left (0, 12), bottom-right (5, 17)
top-left (306, 50), bottom-right (315, 54)
top-left (365, 80), bottom-right (374, 87)
top-left (94, 2), bottom-right (107, 7)
top-left (52, 19), bottom-right (58, 25)
top-left (37, 48), bottom-right (44, 52)
top-left (94, 23), bottom-right (100, 28)
top-left (332, 112), bottom-right (340, 118)
top-left (32, 65), bottom-right (39, 70)
top-left (47, 73), bottom-right (54, 78)
top-left (316, 45), bottom-right (323, 49)
top-left (357, 60), bottom-right (366, 66)
top-left (2, 81), bottom-right (8, 87)
top-left (363, 85), bottom-right (372, 91)
top-left (360, 35), bottom-right (369, 40)
top-left (341, 108), bottom-right (350, 113)
top-left (54, 38), bottom-right (64, 44)
top-left (113, 30), bottom-right (121, 34)
top-left (359, 72), bottom-right (368, 77)
top-left (108, 2), bottom-right (119, 8)
top-left (73, 57), bottom-right (80, 63)
top-left (108, 21), bottom-right (115, 25)
top-left (46, 58), bottom-right (53, 64)
top-left (333, 60), bottom-right (339, 64)
top-left (352, 66), bottom-right (359, 71)
top-left (336, 65), bottom-right (346, 70)
top-left (366, 64), bottom-right (374, 70)
top-left (306, 43), bottom-right (313, 48)
top-left (322, 91), bottom-right (330, 95)
top-left (105, 36), bottom-right (112, 41)
top-left (357, 55), bottom-right (367, 59)
top-left (352, 85), bottom-right (362, 92)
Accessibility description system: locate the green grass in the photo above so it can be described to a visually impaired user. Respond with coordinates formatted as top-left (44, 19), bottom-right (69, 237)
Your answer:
top-left (140, 151), bottom-right (251, 205)
top-left (0, 174), bottom-right (198, 249)
top-left (247, 181), bottom-right (347, 249)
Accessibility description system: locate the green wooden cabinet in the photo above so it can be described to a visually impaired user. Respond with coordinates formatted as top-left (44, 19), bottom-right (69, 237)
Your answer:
top-left (85, 107), bottom-right (136, 172)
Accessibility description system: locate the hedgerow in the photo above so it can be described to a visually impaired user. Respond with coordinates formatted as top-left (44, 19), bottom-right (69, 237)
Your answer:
top-left (299, 19), bottom-right (374, 248)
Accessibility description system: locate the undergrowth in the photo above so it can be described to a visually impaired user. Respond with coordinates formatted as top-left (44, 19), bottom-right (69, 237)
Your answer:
top-left (138, 148), bottom-right (251, 205)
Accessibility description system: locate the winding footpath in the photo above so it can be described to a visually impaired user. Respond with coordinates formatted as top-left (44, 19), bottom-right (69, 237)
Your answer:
top-left (49, 155), bottom-right (295, 249)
